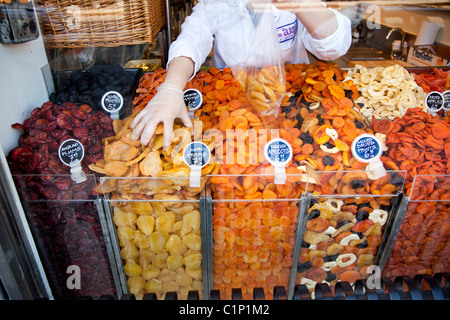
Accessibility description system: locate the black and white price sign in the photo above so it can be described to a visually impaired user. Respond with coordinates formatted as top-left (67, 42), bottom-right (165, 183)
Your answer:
top-left (183, 141), bottom-right (210, 168)
top-left (425, 91), bottom-right (444, 113)
top-left (58, 139), bottom-right (85, 166)
top-left (101, 91), bottom-right (123, 119)
top-left (58, 139), bottom-right (87, 183)
top-left (183, 88), bottom-right (203, 111)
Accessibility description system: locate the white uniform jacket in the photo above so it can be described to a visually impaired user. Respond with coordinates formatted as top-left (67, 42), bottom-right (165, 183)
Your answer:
top-left (168, 0), bottom-right (352, 78)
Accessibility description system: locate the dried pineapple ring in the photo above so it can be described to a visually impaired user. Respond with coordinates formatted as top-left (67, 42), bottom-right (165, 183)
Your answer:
top-left (336, 253), bottom-right (357, 267)
top-left (369, 209), bottom-right (388, 226)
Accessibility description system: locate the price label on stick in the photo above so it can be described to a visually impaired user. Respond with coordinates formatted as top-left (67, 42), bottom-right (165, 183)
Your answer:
top-left (264, 138), bottom-right (292, 184)
top-left (59, 139), bottom-right (84, 166)
top-left (183, 141), bottom-right (210, 187)
top-left (351, 134), bottom-right (386, 179)
top-left (183, 88), bottom-right (203, 118)
top-left (101, 91), bottom-right (123, 119)
top-left (425, 91), bottom-right (444, 115)
top-left (58, 139), bottom-right (87, 183)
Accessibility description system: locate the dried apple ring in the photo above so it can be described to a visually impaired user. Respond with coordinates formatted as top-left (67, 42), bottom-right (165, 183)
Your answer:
top-left (323, 199), bottom-right (344, 213)
top-left (368, 209), bottom-right (388, 226)
top-left (339, 234), bottom-right (360, 246)
top-left (336, 253), bottom-right (357, 267)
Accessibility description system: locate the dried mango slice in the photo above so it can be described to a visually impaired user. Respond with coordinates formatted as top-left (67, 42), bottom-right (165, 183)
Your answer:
top-left (139, 151), bottom-right (163, 177)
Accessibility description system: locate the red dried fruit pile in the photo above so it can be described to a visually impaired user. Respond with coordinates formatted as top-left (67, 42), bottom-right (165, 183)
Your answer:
top-left (8, 101), bottom-right (117, 299)
top-left (8, 101), bottom-right (115, 180)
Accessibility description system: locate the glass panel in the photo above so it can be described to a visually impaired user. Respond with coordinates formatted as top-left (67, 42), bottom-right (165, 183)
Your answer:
top-left (383, 174), bottom-right (450, 279)
top-left (12, 174), bottom-right (116, 299)
top-left (101, 177), bottom-right (204, 300)
top-left (295, 170), bottom-right (406, 293)
top-left (209, 173), bottom-right (308, 300)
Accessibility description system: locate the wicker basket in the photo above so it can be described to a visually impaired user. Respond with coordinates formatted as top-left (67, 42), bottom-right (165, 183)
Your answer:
top-left (37, 0), bottom-right (166, 48)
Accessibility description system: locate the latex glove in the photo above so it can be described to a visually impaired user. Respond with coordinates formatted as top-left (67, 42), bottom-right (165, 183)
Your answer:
top-left (130, 83), bottom-right (192, 150)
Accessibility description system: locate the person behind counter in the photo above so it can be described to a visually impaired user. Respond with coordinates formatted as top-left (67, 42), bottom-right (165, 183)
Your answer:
top-left (131, 0), bottom-right (352, 150)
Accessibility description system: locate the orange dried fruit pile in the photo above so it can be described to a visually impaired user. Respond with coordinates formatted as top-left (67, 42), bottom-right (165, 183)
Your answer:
top-left (371, 107), bottom-right (450, 195)
top-left (211, 173), bottom-right (307, 299)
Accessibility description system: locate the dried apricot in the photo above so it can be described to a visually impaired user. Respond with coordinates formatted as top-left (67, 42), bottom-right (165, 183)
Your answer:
top-left (306, 217), bottom-right (330, 233)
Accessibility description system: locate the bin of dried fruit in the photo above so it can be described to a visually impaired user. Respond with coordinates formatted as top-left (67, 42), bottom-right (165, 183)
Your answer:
top-left (13, 174), bottom-right (117, 299)
top-left (8, 101), bottom-right (118, 299)
top-left (208, 172), bottom-right (309, 300)
top-left (295, 170), bottom-right (406, 293)
top-left (89, 109), bottom-right (218, 299)
top-left (345, 64), bottom-right (427, 121)
top-left (101, 177), bottom-right (206, 300)
top-left (382, 174), bottom-right (450, 279)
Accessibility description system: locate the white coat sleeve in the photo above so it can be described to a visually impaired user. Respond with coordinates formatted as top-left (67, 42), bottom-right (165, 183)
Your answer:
top-left (300, 9), bottom-right (352, 61)
top-left (167, 1), bottom-right (215, 79)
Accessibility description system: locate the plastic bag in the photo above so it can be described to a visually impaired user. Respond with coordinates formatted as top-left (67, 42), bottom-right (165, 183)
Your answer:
top-left (204, 0), bottom-right (286, 117)
top-left (235, 0), bottom-right (286, 117)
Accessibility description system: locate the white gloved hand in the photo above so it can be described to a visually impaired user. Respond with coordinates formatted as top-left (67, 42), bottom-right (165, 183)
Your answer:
top-left (130, 83), bottom-right (192, 150)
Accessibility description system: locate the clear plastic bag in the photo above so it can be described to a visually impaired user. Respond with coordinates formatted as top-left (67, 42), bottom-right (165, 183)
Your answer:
top-left (204, 0), bottom-right (286, 117)
top-left (236, 0), bottom-right (286, 117)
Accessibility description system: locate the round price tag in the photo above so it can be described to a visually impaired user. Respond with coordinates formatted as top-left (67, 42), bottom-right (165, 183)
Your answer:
top-left (443, 90), bottom-right (450, 111)
top-left (351, 134), bottom-right (382, 163)
top-left (183, 141), bottom-right (211, 168)
top-left (264, 138), bottom-right (292, 166)
top-left (425, 91), bottom-right (444, 112)
top-left (183, 88), bottom-right (203, 111)
top-left (101, 91), bottom-right (124, 117)
top-left (58, 139), bottom-right (85, 166)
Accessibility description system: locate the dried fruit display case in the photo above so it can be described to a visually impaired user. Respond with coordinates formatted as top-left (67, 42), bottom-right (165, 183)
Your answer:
top-left (100, 177), bottom-right (208, 300)
top-left (12, 174), bottom-right (118, 299)
top-left (382, 174), bottom-right (450, 279)
top-left (291, 170), bottom-right (406, 298)
top-left (205, 173), bottom-right (310, 300)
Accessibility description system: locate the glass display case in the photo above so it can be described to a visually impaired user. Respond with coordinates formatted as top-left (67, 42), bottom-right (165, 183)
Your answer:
top-left (0, 0), bottom-right (449, 302)
top-left (100, 176), bottom-right (207, 300)
top-left (205, 173), bottom-right (310, 300)
top-left (293, 170), bottom-right (406, 296)
top-left (382, 174), bottom-right (450, 279)
top-left (12, 174), bottom-right (117, 299)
